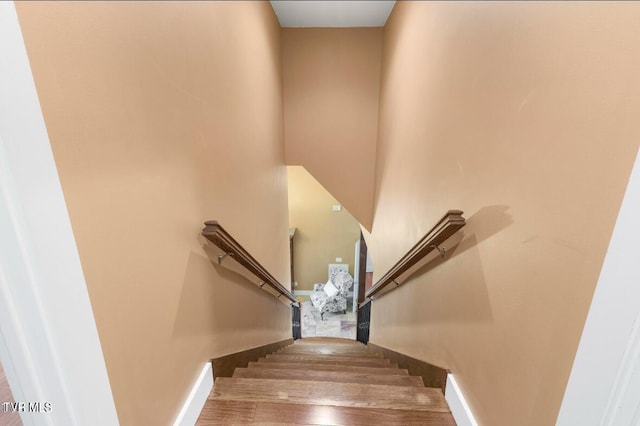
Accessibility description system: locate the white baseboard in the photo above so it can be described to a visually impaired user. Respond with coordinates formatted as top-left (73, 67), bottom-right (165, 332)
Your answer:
top-left (445, 374), bottom-right (478, 426)
top-left (173, 363), bottom-right (213, 426)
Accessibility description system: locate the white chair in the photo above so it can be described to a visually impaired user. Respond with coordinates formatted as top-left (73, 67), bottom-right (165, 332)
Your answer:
top-left (310, 270), bottom-right (354, 320)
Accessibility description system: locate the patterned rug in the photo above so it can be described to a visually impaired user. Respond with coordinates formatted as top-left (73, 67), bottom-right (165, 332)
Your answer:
top-left (300, 301), bottom-right (356, 339)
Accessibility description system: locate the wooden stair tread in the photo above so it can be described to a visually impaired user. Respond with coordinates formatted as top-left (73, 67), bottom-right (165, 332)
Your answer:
top-left (197, 400), bottom-right (456, 425)
top-left (248, 361), bottom-right (409, 375)
top-left (211, 378), bottom-right (449, 412)
top-left (277, 346), bottom-right (381, 358)
top-left (262, 354), bottom-right (395, 367)
top-left (200, 339), bottom-right (455, 424)
top-left (233, 367), bottom-right (424, 386)
top-left (292, 337), bottom-right (361, 345)
top-left (289, 340), bottom-right (369, 349)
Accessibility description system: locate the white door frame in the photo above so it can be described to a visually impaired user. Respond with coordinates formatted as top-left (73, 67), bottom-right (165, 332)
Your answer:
top-left (557, 146), bottom-right (640, 425)
top-left (0, 3), bottom-right (118, 425)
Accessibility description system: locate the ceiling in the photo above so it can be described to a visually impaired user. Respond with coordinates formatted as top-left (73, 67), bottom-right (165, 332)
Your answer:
top-left (270, 1), bottom-right (395, 28)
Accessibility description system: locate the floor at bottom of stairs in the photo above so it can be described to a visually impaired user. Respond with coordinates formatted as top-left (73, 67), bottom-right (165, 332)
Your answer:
top-left (196, 337), bottom-right (456, 425)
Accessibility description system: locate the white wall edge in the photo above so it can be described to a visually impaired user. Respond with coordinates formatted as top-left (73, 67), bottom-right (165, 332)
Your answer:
top-left (173, 363), bottom-right (213, 426)
top-left (445, 374), bottom-right (479, 426)
top-left (557, 145), bottom-right (640, 425)
top-left (0, 2), bottom-right (119, 424)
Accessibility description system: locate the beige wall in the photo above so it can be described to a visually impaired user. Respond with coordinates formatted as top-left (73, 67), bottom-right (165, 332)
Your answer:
top-left (16, 2), bottom-right (291, 425)
top-left (288, 166), bottom-right (361, 291)
top-left (282, 28), bottom-right (382, 230)
top-left (368, 2), bottom-right (640, 425)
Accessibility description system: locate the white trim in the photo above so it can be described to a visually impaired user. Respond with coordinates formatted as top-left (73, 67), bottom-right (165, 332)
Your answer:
top-left (353, 241), bottom-right (360, 313)
top-left (445, 374), bottom-right (479, 426)
top-left (172, 363), bottom-right (213, 426)
top-left (557, 146), bottom-right (640, 426)
top-left (0, 3), bottom-right (118, 425)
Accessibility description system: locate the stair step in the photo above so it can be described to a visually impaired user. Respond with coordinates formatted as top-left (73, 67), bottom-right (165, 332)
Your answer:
top-left (277, 346), bottom-right (381, 357)
top-left (248, 361), bottom-right (409, 375)
top-left (233, 367), bottom-right (424, 386)
top-left (198, 400), bottom-right (456, 425)
top-left (290, 342), bottom-right (366, 349)
top-left (211, 377), bottom-right (449, 412)
top-left (293, 337), bottom-right (361, 345)
top-left (262, 354), bottom-right (394, 367)
top-left (290, 341), bottom-right (368, 349)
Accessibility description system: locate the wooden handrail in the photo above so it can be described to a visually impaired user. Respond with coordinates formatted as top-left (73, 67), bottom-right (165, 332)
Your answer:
top-left (364, 210), bottom-right (466, 302)
top-left (202, 220), bottom-right (298, 305)
top-left (359, 298), bottom-right (372, 308)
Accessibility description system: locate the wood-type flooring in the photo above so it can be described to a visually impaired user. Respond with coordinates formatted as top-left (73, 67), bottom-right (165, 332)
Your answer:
top-left (197, 337), bottom-right (456, 425)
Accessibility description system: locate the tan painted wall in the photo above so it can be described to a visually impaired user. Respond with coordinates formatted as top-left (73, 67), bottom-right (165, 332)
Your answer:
top-left (368, 2), bottom-right (640, 425)
top-left (16, 2), bottom-right (291, 425)
top-left (288, 166), bottom-right (361, 291)
top-left (282, 28), bottom-right (382, 230)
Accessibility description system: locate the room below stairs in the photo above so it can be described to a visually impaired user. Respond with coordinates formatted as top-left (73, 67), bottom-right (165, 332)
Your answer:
top-left (196, 337), bottom-right (456, 425)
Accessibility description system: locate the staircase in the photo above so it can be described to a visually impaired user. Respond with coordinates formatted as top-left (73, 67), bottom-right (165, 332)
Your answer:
top-left (197, 337), bottom-right (456, 425)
